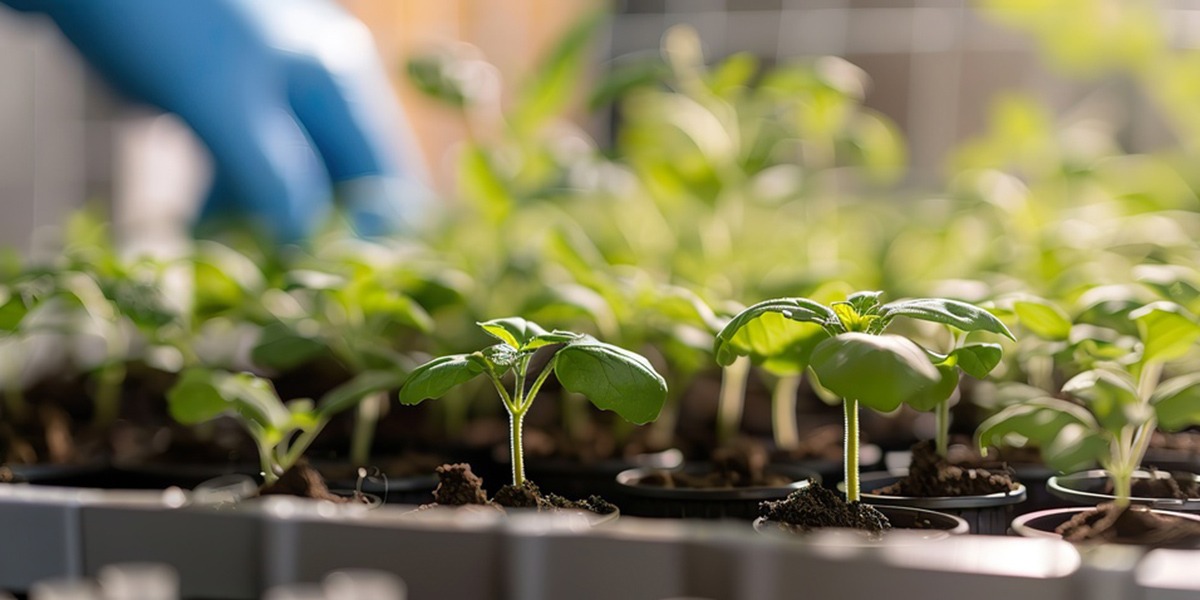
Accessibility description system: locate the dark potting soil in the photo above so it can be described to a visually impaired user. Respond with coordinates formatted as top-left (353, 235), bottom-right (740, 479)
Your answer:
top-left (640, 439), bottom-right (793, 489)
top-left (259, 460), bottom-right (364, 504)
top-left (760, 485), bottom-right (891, 534)
top-left (426, 463), bottom-right (616, 515)
top-left (1056, 503), bottom-right (1200, 546)
top-left (1100, 468), bottom-right (1200, 500)
top-left (875, 440), bottom-right (1018, 497)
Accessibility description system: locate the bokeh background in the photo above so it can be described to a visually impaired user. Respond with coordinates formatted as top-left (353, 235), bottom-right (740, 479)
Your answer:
top-left (0, 0), bottom-right (1194, 251)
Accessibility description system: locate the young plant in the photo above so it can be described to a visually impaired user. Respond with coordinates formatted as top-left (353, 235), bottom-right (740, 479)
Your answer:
top-left (167, 368), bottom-right (405, 486)
top-left (978, 300), bottom-right (1200, 509)
top-left (714, 291), bottom-right (1013, 502)
top-left (398, 317), bottom-right (667, 486)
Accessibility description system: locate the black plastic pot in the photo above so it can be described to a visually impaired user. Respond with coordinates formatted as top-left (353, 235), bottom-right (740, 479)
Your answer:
top-left (522, 449), bottom-right (684, 500)
top-left (1047, 469), bottom-right (1200, 511)
top-left (753, 504), bottom-right (970, 542)
top-left (1011, 506), bottom-right (1200, 544)
top-left (614, 463), bottom-right (819, 520)
top-left (855, 472), bottom-right (1026, 535)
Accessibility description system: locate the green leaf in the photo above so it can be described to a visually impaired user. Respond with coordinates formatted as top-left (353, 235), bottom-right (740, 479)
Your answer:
top-left (1131, 302), bottom-right (1200, 364)
top-left (167, 369), bottom-right (291, 433)
top-left (167, 369), bottom-right (228, 425)
top-left (809, 333), bottom-right (940, 412)
top-left (526, 330), bottom-right (581, 350)
top-left (405, 52), bottom-right (469, 108)
top-left (398, 354), bottom-right (486, 405)
top-left (953, 343), bottom-right (1004, 379)
top-left (554, 338), bottom-right (667, 425)
top-left (880, 298), bottom-right (1016, 340)
top-left (1062, 369), bottom-right (1144, 434)
top-left (317, 370), bottom-right (408, 420)
top-left (976, 397), bottom-right (1108, 474)
top-left (478, 317), bottom-right (549, 350)
top-left (908, 363), bottom-right (960, 412)
top-left (1013, 299), bottom-right (1072, 341)
top-left (1151, 373), bottom-right (1200, 432)
top-left (587, 56), bottom-right (670, 111)
top-left (510, 9), bottom-right (605, 134)
top-left (0, 289), bottom-right (27, 332)
top-left (458, 145), bottom-right (514, 223)
top-left (251, 321), bottom-right (328, 371)
top-left (713, 298), bottom-right (835, 367)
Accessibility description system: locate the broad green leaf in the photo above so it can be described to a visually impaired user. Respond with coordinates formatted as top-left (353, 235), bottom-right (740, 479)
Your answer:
top-left (953, 343), bottom-right (1004, 379)
top-left (398, 354), bottom-right (486, 405)
top-left (976, 398), bottom-right (1108, 474)
top-left (809, 333), bottom-right (940, 412)
top-left (478, 317), bottom-right (548, 350)
top-left (713, 298), bottom-right (835, 367)
top-left (1151, 373), bottom-right (1200, 431)
top-left (1013, 299), bottom-right (1071, 341)
top-left (167, 369), bottom-right (228, 425)
top-left (1062, 369), bottom-right (1143, 434)
top-left (1131, 302), bottom-right (1200, 364)
top-left (357, 289), bottom-right (434, 333)
top-left (251, 321), bottom-right (328, 371)
top-left (908, 363), bottom-right (960, 412)
top-left (219, 372), bottom-right (293, 432)
top-left (167, 369), bottom-right (290, 433)
top-left (317, 370), bottom-right (408, 420)
top-left (880, 298), bottom-right (1016, 340)
top-left (554, 339), bottom-right (667, 425)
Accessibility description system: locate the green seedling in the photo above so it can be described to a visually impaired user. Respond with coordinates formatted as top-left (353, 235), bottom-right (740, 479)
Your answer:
top-left (979, 300), bottom-right (1200, 509)
top-left (398, 317), bottom-right (667, 486)
top-left (715, 291), bottom-right (1013, 502)
top-left (167, 368), bottom-right (405, 486)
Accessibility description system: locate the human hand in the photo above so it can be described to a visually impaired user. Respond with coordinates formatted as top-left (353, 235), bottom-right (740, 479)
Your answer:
top-left (5, 0), bottom-right (431, 242)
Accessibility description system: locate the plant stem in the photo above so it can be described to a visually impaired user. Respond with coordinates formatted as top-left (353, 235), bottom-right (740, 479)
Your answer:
top-left (509, 408), bottom-right (526, 486)
top-left (716, 357), bottom-right (750, 447)
top-left (349, 391), bottom-right (387, 466)
top-left (279, 423), bottom-right (326, 476)
top-left (1111, 467), bottom-right (1132, 510)
top-left (935, 399), bottom-right (950, 458)
top-left (91, 362), bottom-right (125, 427)
top-left (772, 373), bottom-right (802, 451)
top-left (844, 398), bottom-right (860, 503)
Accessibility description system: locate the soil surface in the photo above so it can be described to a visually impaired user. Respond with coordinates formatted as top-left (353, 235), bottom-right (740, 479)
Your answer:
top-left (1101, 468), bottom-right (1200, 500)
top-left (259, 461), bottom-right (363, 504)
top-left (760, 485), bottom-right (891, 534)
top-left (1056, 503), bottom-right (1200, 546)
top-left (874, 440), bottom-right (1019, 497)
top-left (425, 463), bottom-right (616, 515)
top-left (639, 439), bottom-right (794, 489)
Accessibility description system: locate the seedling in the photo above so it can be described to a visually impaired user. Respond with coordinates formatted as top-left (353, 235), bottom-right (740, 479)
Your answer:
top-left (979, 300), bottom-right (1200, 508)
top-left (398, 317), bottom-right (667, 486)
top-left (715, 291), bottom-right (1013, 502)
top-left (167, 368), bottom-right (405, 485)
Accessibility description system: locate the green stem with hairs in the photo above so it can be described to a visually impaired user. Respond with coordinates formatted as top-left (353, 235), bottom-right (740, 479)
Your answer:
top-left (844, 398), bottom-right (860, 503)
top-left (509, 408), bottom-right (526, 486)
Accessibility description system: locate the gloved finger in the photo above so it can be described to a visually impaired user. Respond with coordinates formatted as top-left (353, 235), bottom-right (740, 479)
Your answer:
top-left (190, 101), bottom-right (333, 244)
top-left (284, 38), bottom-right (433, 236)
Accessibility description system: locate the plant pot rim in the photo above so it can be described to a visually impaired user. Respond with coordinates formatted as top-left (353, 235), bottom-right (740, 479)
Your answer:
top-left (616, 463), bottom-right (818, 501)
top-left (400, 502), bottom-right (620, 526)
top-left (851, 471), bottom-right (1028, 509)
top-left (1048, 469), bottom-right (1200, 510)
top-left (752, 504), bottom-right (970, 543)
top-left (1011, 505), bottom-right (1200, 541)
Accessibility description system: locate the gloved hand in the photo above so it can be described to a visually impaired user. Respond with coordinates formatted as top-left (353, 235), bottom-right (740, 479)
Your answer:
top-left (3, 0), bottom-right (431, 243)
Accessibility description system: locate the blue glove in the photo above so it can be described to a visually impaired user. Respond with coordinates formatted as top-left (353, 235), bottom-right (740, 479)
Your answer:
top-left (3, 0), bottom-right (431, 242)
